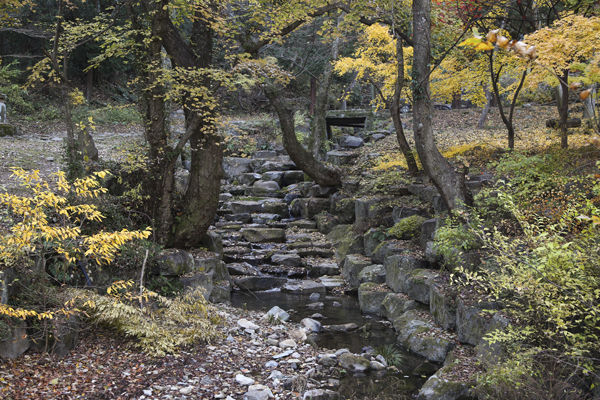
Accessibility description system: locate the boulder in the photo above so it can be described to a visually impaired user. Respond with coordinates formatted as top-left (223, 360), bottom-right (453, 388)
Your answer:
top-left (327, 150), bottom-right (359, 166)
top-left (338, 352), bottom-right (371, 372)
top-left (265, 306), bottom-right (290, 322)
top-left (404, 269), bottom-right (438, 304)
top-left (385, 255), bottom-right (427, 292)
top-left (329, 194), bottom-right (355, 224)
top-left (234, 276), bottom-right (287, 291)
top-left (244, 384), bottom-right (274, 400)
top-left (231, 200), bottom-right (264, 214)
top-left (261, 201), bottom-right (289, 217)
top-left (254, 150), bottom-right (279, 159)
top-left (341, 135), bottom-right (364, 148)
top-left (327, 225), bottom-right (364, 264)
top-left (358, 282), bottom-right (391, 315)
top-left (252, 213), bottom-right (281, 224)
top-left (0, 322), bottom-right (29, 359)
top-left (308, 262), bottom-right (339, 277)
top-left (303, 389), bottom-right (339, 400)
top-left (363, 228), bottom-right (387, 258)
top-left (456, 300), bottom-right (508, 346)
top-left (420, 218), bottom-right (440, 249)
top-left (430, 284), bottom-right (457, 330)
top-left (239, 172), bottom-right (262, 186)
top-left (282, 280), bottom-right (327, 294)
top-left (309, 185), bottom-right (338, 198)
top-left (251, 180), bottom-right (281, 195)
top-left (271, 253), bottom-right (302, 267)
top-left (355, 197), bottom-right (395, 228)
top-left (157, 249), bottom-right (195, 276)
top-left (290, 198), bottom-right (330, 219)
top-left (371, 240), bottom-right (407, 264)
top-left (259, 160), bottom-right (296, 173)
top-left (417, 365), bottom-right (471, 400)
top-left (223, 157), bottom-right (255, 179)
top-left (342, 255), bottom-right (372, 288)
top-left (282, 170), bottom-right (305, 186)
top-left (262, 171), bottom-right (284, 184)
top-left (358, 264), bottom-right (386, 284)
top-left (393, 310), bottom-right (454, 363)
top-left (315, 212), bottom-right (338, 234)
top-left (382, 293), bottom-right (417, 320)
top-left (301, 318), bottom-right (322, 332)
top-left (241, 228), bottom-right (286, 243)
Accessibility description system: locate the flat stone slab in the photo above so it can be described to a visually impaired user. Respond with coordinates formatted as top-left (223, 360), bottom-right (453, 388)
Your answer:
top-left (282, 280), bottom-right (327, 294)
top-left (234, 276), bottom-right (287, 291)
top-left (241, 228), bottom-right (286, 243)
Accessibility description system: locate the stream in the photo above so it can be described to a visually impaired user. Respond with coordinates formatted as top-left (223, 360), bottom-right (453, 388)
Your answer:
top-left (231, 289), bottom-right (438, 399)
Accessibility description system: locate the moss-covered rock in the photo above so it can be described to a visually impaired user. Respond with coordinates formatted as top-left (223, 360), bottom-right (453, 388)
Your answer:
top-left (388, 215), bottom-right (427, 240)
top-left (342, 255), bottom-right (372, 288)
top-left (384, 255), bottom-right (427, 293)
top-left (430, 284), bottom-right (457, 330)
top-left (382, 293), bottom-right (417, 320)
top-left (358, 282), bottom-right (392, 315)
top-left (363, 227), bottom-right (387, 257)
top-left (327, 225), bottom-right (364, 263)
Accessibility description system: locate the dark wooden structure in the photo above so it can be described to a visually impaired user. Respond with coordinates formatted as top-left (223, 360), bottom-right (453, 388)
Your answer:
top-left (325, 116), bottom-right (367, 139)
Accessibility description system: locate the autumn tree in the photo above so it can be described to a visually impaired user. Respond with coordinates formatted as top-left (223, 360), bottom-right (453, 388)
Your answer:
top-left (335, 23), bottom-right (418, 173)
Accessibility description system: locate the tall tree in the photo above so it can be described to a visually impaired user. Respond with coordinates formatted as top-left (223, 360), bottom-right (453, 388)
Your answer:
top-left (412, 0), bottom-right (470, 209)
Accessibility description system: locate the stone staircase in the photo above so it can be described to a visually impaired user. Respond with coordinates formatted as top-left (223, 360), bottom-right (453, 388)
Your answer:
top-left (209, 146), bottom-right (500, 399)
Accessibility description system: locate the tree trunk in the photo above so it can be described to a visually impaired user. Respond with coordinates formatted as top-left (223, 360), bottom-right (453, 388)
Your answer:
top-left (310, 33), bottom-right (339, 160)
top-left (171, 126), bottom-right (222, 248)
top-left (477, 86), bottom-right (492, 129)
top-left (392, 36), bottom-right (418, 174)
top-left (451, 91), bottom-right (461, 109)
top-left (557, 69), bottom-right (569, 148)
top-left (412, 0), bottom-right (469, 210)
top-left (154, 0), bottom-right (224, 247)
top-left (266, 88), bottom-right (342, 187)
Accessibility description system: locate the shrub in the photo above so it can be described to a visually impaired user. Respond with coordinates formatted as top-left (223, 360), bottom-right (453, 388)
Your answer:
top-left (433, 219), bottom-right (481, 268)
top-left (70, 280), bottom-right (219, 356)
top-left (387, 215), bottom-right (426, 239)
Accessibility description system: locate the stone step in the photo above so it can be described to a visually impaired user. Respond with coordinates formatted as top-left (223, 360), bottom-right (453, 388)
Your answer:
top-left (233, 275), bottom-right (288, 291)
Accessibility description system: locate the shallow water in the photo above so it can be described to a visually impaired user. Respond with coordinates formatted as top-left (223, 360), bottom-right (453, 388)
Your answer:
top-left (231, 290), bottom-right (437, 399)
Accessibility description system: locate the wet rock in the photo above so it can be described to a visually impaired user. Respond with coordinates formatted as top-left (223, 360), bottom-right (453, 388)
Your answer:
top-left (307, 302), bottom-right (324, 310)
top-left (317, 353), bottom-right (337, 367)
top-left (241, 228), bottom-right (286, 243)
top-left (282, 280), bottom-right (326, 294)
top-left (244, 384), bottom-right (274, 400)
top-left (231, 201), bottom-right (264, 214)
top-left (358, 282), bottom-right (392, 315)
top-left (234, 276), bottom-right (287, 291)
top-left (323, 323), bottom-right (359, 332)
top-left (309, 292), bottom-right (320, 301)
top-left (358, 264), bottom-right (386, 284)
top-left (157, 249), bottom-right (195, 276)
top-left (342, 255), bottom-right (372, 288)
top-left (301, 318), bottom-right (322, 333)
top-left (303, 388), bottom-right (339, 400)
top-left (370, 360), bottom-right (386, 370)
top-left (265, 306), bottom-right (290, 322)
top-left (338, 352), bottom-right (370, 372)
top-left (271, 253), bottom-right (302, 267)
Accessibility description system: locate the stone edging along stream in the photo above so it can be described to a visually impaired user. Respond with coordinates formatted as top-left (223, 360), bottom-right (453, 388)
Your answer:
top-left (160, 149), bottom-right (507, 399)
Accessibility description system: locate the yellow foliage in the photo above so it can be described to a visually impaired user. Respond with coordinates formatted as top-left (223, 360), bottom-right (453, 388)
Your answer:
top-left (0, 168), bottom-right (151, 280)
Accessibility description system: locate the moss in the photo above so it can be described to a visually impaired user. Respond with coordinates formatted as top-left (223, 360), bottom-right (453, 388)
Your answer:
top-left (388, 215), bottom-right (426, 240)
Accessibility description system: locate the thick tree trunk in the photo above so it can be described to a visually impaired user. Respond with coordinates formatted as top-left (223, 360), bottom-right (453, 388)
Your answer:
top-left (412, 0), bottom-right (469, 210)
top-left (392, 37), bottom-right (418, 174)
top-left (557, 70), bottom-right (569, 148)
top-left (154, 1), bottom-right (224, 247)
top-left (266, 88), bottom-right (342, 187)
top-left (171, 126), bottom-right (222, 248)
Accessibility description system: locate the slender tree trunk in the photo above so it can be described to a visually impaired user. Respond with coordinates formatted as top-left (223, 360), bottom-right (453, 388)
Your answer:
top-left (557, 69), bottom-right (569, 148)
top-left (412, 0), bottom-right (469, 210)
top-left (477, 86), bottom-right (492, 129)
top-left (392, 37), bottom-right (418, 174)
top-left (310, 32), bottom-right (339, 160)
top-left (266, 88), bottom-right (342, 187)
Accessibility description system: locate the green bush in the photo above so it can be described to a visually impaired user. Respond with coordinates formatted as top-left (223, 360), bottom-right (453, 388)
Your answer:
top-left (387, 215), bottom-right (426, 240)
